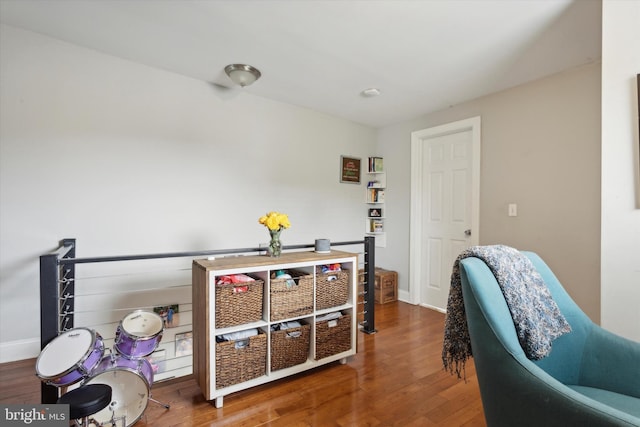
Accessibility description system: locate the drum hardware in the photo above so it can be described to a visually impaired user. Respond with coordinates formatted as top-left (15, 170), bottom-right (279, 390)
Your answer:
top-left (148, 396), bottom-right (171, 410)
top-left (103, 412), bottom-right (127, 427)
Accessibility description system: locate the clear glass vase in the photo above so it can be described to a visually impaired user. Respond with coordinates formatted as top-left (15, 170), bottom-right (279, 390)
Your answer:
top-left (268, 229), bottom-right (282, 257)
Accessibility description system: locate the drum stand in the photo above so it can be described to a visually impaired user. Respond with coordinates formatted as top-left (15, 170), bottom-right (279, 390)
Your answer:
top-left (149, 396), bottom-right (171, 409)
top-left (104, 414), bottom-right (127, 427)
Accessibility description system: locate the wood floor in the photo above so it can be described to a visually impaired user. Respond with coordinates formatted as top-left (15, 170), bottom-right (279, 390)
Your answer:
top-left (0, 302), bottom-right (486, 426)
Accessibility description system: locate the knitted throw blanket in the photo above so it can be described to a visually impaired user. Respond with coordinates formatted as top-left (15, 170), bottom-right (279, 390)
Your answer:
top-left (442, 245), bottom-right (571, 378)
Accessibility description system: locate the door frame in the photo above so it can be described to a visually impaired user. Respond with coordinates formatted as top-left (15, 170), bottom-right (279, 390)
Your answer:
top-left (409, 116), bottom-right (481, 310)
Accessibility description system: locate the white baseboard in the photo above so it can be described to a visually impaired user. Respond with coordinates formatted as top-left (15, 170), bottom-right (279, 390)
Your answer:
top-left (419, 302), bottom-right (446, 314)
top-left (0, 338), bottom-right (40, 363)
top-left (398, 289), bottom-right (411, 303)
top-left (398, 290), bottom-right (447, 313)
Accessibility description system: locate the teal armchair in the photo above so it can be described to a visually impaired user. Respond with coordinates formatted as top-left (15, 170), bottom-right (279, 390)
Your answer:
top-left (459, 251), bottom-right (640, 426)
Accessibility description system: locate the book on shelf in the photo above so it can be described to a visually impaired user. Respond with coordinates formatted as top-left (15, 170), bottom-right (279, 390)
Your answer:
top-left (367, 188), bottom-right (385, 203)
top-left (369, 219), bottom-right (384, 233)
top-left (368, 157), bottom-right (384, 173)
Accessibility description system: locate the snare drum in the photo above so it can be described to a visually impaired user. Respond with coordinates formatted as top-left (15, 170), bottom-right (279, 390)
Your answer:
top-left (83, 354), bottom-right (153, 427)
top-left (35, 328), bottom-right (104, 387)
top-left (114, 310), bottom-right (164, 358)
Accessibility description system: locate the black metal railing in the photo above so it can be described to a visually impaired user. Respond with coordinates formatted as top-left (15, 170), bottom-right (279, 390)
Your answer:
top-left (39, 236), bottom-right (376, 403)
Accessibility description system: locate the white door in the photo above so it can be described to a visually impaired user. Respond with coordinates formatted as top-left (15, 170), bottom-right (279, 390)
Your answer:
top-left (410, 117), bottom-right (480, 311)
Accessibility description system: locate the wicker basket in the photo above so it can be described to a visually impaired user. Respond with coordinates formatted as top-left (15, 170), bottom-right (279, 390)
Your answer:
top-left (215, 331), bottom-right (266, 388)
top-left (215, 278), bottom-right (264, 328)
top-left (270, 323), bottom-right (311, 371)
top-left (315, 313), bottom-right (352, 360)
top-left (270, 270), bottom-right (313, 321)
top-left (315, 267), bottom-right (350, 310)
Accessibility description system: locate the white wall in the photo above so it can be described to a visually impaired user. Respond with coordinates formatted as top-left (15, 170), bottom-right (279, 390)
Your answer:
top-left (377, 62), bottom-right (603, 322)
top-left (0, 25), bottom-right (376, 362)
top-left (600, 0), bottom-right (640, 341)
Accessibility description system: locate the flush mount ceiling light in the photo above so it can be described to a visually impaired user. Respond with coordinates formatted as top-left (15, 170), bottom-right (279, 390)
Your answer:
top-left (361, 88), bottom-right (381, 97)
top-left (224, 64), bottom-right (262, 87)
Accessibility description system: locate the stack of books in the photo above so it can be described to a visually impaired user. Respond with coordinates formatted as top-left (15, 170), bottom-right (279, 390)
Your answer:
top-left (368, 219), bottom-right (384, 233)
top-left (368, 157), bottom-right (384, 173)
top-left (367, 188), bottom-right (385, 203)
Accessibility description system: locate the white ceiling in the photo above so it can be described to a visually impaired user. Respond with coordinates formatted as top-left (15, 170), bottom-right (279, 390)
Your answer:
top-left (0, 0), bottom-right (601, 128)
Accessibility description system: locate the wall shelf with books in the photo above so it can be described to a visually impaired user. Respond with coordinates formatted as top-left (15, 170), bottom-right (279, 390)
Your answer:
top-left (365, 157), bottom-right (386, 247)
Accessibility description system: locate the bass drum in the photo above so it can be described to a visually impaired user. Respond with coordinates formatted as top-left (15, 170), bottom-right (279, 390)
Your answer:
top-left (83, 354), bottom-right (153, 427)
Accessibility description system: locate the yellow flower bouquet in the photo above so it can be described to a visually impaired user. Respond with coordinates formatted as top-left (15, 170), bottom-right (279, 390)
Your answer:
top-left (258, 212), bottom-right (290, 257)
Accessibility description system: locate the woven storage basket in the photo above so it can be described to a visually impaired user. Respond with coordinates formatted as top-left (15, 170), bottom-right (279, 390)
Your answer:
top-left (315, 268), bottom-right (350, 310)
top-left (270, 270), bottom-right (313, 321)
top-left (215, 278), bottom-right (264, 328)
top-left (270, 323), bottom-right (311, 371)
top-left (215, 331), bottom-right (266, 388)
top-left (315, 313), bottom-right (352, 360)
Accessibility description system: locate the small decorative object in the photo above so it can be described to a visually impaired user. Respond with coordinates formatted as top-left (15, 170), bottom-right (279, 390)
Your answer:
top-left (315, 239), bottom-right (330, 253)
top-left (258, 211), bottom-right (291, 257)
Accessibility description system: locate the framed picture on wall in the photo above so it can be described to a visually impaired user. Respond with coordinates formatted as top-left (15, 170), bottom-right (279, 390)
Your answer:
top-left (146, 349), bottom-right (166, 374)
top-left (153, 304), bottom-right (179, 329)
top-left (175, 331), bottom-right (193, 357)
top-left (368, 208), bottom-right (382, 218)
top-left (340, 155), bottom-right (361, 184)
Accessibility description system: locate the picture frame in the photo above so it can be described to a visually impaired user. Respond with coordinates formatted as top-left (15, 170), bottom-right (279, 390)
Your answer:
top-left (368, 208), bottom-right (382, 218)
top-left (175, 331), bottom-right (193, 357)
top-left (340, 155), bottom-right (361, 184)
top-left (153, 304), bottom-right (179, 329)
top-left (146, 349), bottom-right (166, 374)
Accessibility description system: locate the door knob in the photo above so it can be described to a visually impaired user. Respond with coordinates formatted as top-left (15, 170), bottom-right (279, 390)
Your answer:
top-left (464, 229), bottom-right (472, 236)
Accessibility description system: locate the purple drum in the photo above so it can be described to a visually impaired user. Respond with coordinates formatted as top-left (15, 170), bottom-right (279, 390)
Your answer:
top-left (84, 354), bottom-right (153, 427)
top-left (114, 310), bottom-right (164, 359)
top-left (35, 327), bottom-right (104, 387)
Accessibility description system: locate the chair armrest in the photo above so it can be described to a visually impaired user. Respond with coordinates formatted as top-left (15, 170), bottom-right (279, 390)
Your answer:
top-left (579, 326), bottom-right (640, 398)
